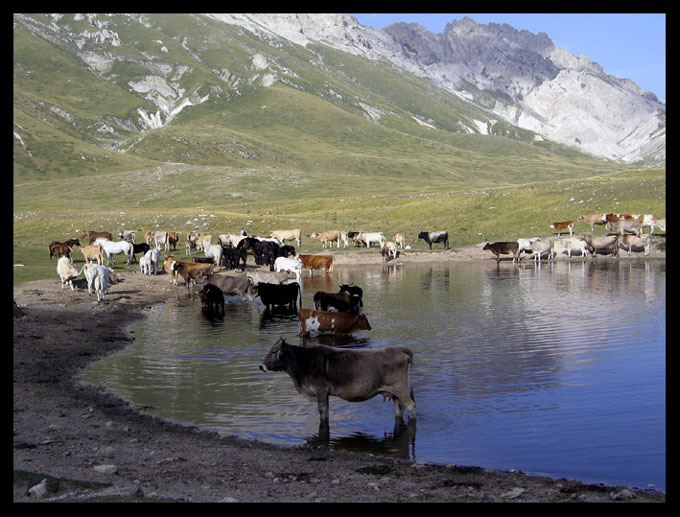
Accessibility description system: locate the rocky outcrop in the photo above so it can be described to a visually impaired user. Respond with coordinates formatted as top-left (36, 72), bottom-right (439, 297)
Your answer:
top-left (210, 14), bottom-right (664, 164)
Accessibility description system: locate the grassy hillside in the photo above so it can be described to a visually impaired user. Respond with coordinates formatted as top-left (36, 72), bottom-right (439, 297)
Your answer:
top-left (14, 167), bottom-right (665, 285)
top-left (13, 14), bottom-right (665, 286)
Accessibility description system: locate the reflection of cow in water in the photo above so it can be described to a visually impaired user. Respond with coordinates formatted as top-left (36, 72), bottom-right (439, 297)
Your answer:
top-left (259, 337), bottom-right (416, 426)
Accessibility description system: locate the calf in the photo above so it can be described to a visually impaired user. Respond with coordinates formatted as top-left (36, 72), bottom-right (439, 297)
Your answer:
top-left (256, 282), bottom-right (301, 312)
top-left (198, 283), bottom-right (225, 314)
top-left (550, 221), bottom-right (574, 236)
top-left (392, 232), bottom-right (406, 249)
top-left (418, 230), bottom-right (449, 250)
top-left (298, 308), bottom-right (371, 337)
top-left (482, 241), bottom-right (519, 262)
top-left (259, 337), bottom-right (416, 425)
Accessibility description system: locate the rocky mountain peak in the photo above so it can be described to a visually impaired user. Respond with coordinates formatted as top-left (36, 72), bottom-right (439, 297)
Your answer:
top-left (213, 13), bottom-right (663, 164)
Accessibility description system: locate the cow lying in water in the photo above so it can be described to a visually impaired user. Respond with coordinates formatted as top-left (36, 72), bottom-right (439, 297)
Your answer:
top-left (259, 337), bottom-right (416, 425)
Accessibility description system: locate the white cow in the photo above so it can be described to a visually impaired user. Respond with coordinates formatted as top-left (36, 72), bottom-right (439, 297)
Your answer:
top-left (517, 237), bottom-right (540, 259)
top-left (274, 256), bottom-right (303, 283)
top-left (94, 238), bottom-right (134, 265)
top-left (93, 270), bottom-right (109, 301)
top-left (381, 241), bottom-right (398, 259)
top-left (139, 253), bottom-right (152, 275)
top-left (529, 238), bottom-right (554, 262)
top-left (552, 237), bottom-right (589, 258)
top-left (56, 256), bottom-right (80, 290)
top-left (270, 229), bottom-right (302, 247)
top-left (154, 231), bottom-right (169, 251)
top-left (356, 232), bottom-right (385, 248)
top-left (82, 263), bottom-right (113, 299)
top-left (118, 230), bottom-right (136, 243)
top-left (204, 244), bottom-right (223, 268)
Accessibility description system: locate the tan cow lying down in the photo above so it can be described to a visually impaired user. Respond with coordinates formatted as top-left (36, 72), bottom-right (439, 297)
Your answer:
top-left (259, 337), bottom-right (416, 425)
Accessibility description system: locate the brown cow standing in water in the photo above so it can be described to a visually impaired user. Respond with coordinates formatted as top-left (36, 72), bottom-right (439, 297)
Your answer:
top-left (259, 337), bottom-right (416, 426)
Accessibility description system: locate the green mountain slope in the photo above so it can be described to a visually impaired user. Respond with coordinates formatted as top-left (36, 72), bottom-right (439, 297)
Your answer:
top-left (14, 13), bottom-right (627, 188)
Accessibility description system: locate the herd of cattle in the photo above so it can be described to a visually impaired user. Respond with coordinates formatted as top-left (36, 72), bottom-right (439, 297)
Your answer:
top-left (482, 212), bottom-right (665, 262)
top-left (48, 227), bottom-right (419, 425)
top-left (46, 213), bottom-right (663, 425)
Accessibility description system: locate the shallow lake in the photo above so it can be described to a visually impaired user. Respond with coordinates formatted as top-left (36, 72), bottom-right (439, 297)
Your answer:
top-left (80, 259), bottom-right (666, 491)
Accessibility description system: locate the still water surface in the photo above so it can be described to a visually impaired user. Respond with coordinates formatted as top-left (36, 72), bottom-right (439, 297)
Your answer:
top-left (80, 259), bottom-right (665, 490)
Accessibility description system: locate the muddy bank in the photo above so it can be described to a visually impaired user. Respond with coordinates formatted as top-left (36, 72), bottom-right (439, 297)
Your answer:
top-left (13, 246), bottom-right (666, 502)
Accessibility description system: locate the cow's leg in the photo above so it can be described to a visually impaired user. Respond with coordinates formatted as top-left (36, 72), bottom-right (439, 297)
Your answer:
top-left (392, 396), bottom-right (404, 418)
top-left (317, 392), bottom-right (330, 425)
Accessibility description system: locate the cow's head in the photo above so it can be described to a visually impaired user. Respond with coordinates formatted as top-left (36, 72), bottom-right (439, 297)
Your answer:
top-left (260, 337), bottom-right (289, 372)
top-left (356, 314), bottom-right (371, 331)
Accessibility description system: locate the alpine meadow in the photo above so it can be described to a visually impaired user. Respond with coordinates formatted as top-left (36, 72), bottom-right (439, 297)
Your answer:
top-left (14, 14), bottom-right (665, 284)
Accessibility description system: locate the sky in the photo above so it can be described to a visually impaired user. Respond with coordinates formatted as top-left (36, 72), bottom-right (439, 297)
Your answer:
top-left (351, 13), bottom-right (666, 101)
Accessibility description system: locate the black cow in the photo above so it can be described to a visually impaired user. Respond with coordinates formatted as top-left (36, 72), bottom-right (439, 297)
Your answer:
top-left (314, 286), bottom-right (363, 314)
top-left (131, 242), bottom-right (151, 263)
top-left (276, 245), bottom-right (296, 259)
top-left (482, 241), bottom-right (520, 262)
top-left (259, 337), bottom-right (416, 426)
top-left (192, 256), bottom-right (214, 264)
top-left (254, 240), bottom-right (280, 270)
top-left (417, 230), bottom-right (449, 250)
top-left (198, 283), bottom-right (224, 314)
top-left (256, 282), bottom-right (301, 312)
top-left (221, 246), bottom-right (247, 271)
